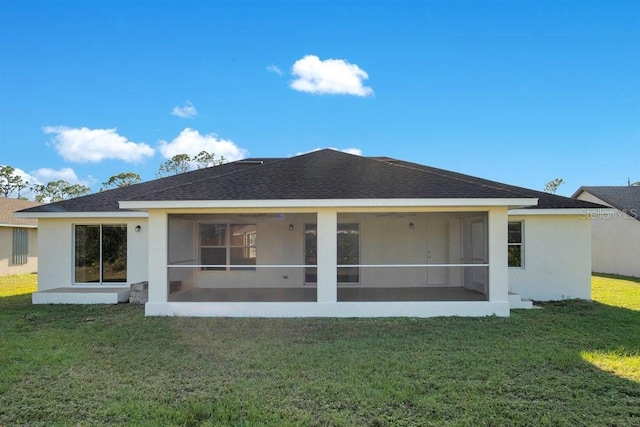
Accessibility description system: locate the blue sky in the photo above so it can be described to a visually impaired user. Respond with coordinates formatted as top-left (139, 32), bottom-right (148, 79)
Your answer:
top-left (1, 0), bottom-right (638, 197)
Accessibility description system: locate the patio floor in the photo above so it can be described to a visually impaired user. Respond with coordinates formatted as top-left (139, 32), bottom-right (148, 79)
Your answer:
top-left (168, 286), bottom-right (487, 303)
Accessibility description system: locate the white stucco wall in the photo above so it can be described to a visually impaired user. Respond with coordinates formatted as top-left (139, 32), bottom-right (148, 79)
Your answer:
top-left (576, 192), bottom-right (640, 278)
top-left (508, 214), bottom-right (591, 301)
top-left (36, 217), bottom-right (148, 291)
top-left (0, 227), bottom-right (38, 276)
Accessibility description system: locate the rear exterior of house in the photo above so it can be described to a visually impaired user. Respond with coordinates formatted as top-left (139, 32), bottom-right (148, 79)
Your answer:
top-left (16, 150), bottom-right (602, 316)
top-left (573, 186), bottom-right (640, 278)
top-left (0, 198), bottom-right (41, 277)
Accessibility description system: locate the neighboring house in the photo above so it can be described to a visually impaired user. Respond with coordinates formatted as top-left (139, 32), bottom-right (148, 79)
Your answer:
top-left (0, 198), bottom-right (42, 276)
top-left (572, 186), bottom-right (640, 278)
top-left (16, 149), bottom-right (603, 317)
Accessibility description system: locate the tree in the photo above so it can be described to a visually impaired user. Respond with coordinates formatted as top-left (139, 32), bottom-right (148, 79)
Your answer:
top-left (193, 150), bottom-right (226, 169)
top-left (101, 172), bottom-right (141, 190)
top-left (156, 151), bottom-right (226, 177)
top-left (33, 180), bottom-right (91, 202)
top-left (544, 178), bottom-right (565, 194)
top-left (156, 154), bottom-right (192, 178)
top-left (0, 165), bottom-right (29, 198)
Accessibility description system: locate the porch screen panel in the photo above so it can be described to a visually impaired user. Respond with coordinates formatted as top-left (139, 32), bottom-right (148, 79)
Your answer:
top-left (305, 223), bottom-right (359, 284)
top-left (200, 224), bottom-right (257, 270)
top-left (200, 224), bottom-right (226, 270)
top-left (102, 225), bottom-right (127, 282)
top-left (75, 225), bottom-right (100, 283)
top-left (230, 224), bottom-right (256, 270)
top-left (337, 223), bottom-right (359, 283)
top-left (304, 224), bottom-right (317, 283)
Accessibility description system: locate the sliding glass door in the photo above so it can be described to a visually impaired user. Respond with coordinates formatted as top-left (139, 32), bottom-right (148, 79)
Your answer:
top-left (75, 224), bottom-right (127, 284)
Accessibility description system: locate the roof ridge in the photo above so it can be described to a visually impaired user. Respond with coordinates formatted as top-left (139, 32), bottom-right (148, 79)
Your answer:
top-left (124, 156), bottom-right (293, 201)
top-left (373, 158), bottom-right (535, 199)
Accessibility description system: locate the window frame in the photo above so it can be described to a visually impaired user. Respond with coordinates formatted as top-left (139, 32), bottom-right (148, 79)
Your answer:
top-left (199, 223), bottom-right (257, 271)
top-left (73, 224), bottom-right (128, 285)
top-left (508, 221), bottom-right (524, 269)
top-left (12, 228), bottom-right (29, 265)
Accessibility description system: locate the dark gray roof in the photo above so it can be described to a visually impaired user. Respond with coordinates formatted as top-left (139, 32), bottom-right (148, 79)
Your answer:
top-left (573, 186), bottom-right (640, 221)
top-left (386, 159), bottom-right (603, 210)
top-left (18, 149), bottom-right (602, 214)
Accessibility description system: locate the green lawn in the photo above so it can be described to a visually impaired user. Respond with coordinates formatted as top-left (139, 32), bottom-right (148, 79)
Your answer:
top-left (0, 275), bottom-right (638, 426)
top-left (0, 273), bottom-right (37, 297)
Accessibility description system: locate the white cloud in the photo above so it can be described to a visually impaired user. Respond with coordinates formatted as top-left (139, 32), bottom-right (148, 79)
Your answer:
top-left (158, 128), bottom-right (249, 162)
top-left (290, 55), bottom-right (373, 96)
top-left (267, 64), bottom-right (283, 76)
top-left (8, 167), bottom-right (39, 186)
top-left (43, 126), bottom-right (155, 163)
top-left (31, 167), bottom-right (89, 186)
top-left (338, 147), bottom-right (363, 156)
top-left (171, 101), bottom-right (198, 118)
top-left (296, 147), bottom-right (363, 156)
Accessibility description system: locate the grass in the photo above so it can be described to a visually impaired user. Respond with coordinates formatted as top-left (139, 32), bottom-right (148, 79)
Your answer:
top-left (0, 275), bottom-right (638, 426)
top-left (0, 272), bottom-right (37, 297)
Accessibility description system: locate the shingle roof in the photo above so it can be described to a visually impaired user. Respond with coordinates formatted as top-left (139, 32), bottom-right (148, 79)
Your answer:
top-left (572, 186), bottom-right (640, 221)
top-left (0, 198), bottom-right (42, 226)
top-left (385, 159), bottom-right (602, 209)
top-left (18, 149), bottom-right (602, 214)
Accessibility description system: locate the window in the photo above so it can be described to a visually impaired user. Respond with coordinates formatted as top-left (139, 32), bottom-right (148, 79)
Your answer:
top-left (200, 224), bottom-right (256, 270)
top-left (304, 223), bottom-right (360, 284)
top-left (12, 228), bottom-right (28, 265)
top-left (75, 225), bottom-right (127, 283)
top-left (508, 221), bottom-right (523, 268)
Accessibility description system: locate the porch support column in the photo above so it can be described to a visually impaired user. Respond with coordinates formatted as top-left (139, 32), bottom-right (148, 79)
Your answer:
top-left (316, 209), bottom-right (337, 303)
top-left (488, 207), bottom-right (509, 303)
top-left (147, 210), bottom-right (168, 303)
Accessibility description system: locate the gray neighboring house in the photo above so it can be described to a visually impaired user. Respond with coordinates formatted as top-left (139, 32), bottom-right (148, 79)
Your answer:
top-left (572, 186), bottom-right (640, 278)
top-left (0, 198), bottom-right (42, 276)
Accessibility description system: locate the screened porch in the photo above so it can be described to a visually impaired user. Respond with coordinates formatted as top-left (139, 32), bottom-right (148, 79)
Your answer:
top-left (164, 211), bottom-right (490, 303)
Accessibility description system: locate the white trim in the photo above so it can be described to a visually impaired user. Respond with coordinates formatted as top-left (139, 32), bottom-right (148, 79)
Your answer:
top-left (120, 198), bottom-right (538, 210)
top-left (0, 223), bottom-right (38, 228)
top-left (64, 284), bottom-right (130, 288)
top-left (167, 263), bottom-right (489, 268)
top-left (508, 208), bottom-right (612, 216)
top-left (15, 211), bottom-right (149, 219)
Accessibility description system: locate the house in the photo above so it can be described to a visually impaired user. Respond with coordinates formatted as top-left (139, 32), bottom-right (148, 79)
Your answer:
top-left (572, 186), bottom-right (640, 278)
top-left (15, 149), bottom-right (603, 317)
top-left (0, 198), bottom-right (42, 276)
